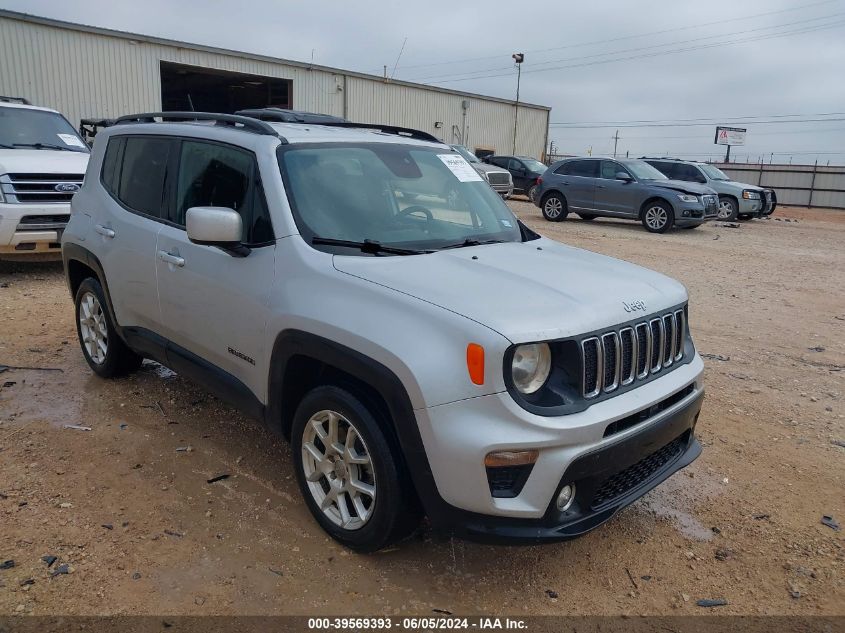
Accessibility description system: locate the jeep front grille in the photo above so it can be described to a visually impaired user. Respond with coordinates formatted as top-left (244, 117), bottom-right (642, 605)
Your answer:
top-left (0, 173), bottom-right (84, 203)
top-left (581, 308), bottom-right (686, 399)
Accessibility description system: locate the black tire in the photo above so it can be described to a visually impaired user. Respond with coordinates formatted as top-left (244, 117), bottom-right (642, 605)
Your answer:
top-left (541, 193), bottom-right (568, 222)
top-left (640, 201), bottom-right (675, 233)
top-left (292, 385), bottom-right (421, 552)
top-left (578, 213), bottom-right (596, 221)
top-left (527, 184), bottom-right (539, 203)
top-left (717, 196), bottom-right (738, 221)
top-left (74, 277), bottom-right (143, 378)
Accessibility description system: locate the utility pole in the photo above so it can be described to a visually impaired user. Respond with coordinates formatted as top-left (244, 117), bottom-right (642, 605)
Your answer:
top-left (612, 129), bottom-right (620, 158)
top-left (512, 53), bottom-right (524, 155)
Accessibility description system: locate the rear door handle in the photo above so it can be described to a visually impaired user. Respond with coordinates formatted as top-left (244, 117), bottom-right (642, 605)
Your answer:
top-left (94, 224), bottom-right (115, 238)
top-left (157, 250), bottom-right (185, 267)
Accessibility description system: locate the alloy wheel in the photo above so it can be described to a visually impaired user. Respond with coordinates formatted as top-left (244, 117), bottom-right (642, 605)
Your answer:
top-left (544, 197), bottom-right (563, 219)
top-left (78, 291), bottom-right (108, 364)
top-left (644, 205), bottom-right (668, 230)
top-left (301, 409), bottom-right (376, 530)
top-left (717, 200), bottom-right (735, 219)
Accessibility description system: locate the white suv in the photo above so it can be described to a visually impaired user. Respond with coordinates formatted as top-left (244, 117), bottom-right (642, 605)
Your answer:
top-left (62, 110), bottom-right (705, 551)
top-left (0, 97), bottom-right (89, 261)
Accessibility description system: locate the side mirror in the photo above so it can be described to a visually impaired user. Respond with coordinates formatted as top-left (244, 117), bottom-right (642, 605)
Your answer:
top-left (615, 172), bottom-right (633, 182)
top-left (186, 207), bottom-right (249, 256)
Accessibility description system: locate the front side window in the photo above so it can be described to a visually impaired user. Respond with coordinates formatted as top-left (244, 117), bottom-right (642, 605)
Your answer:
top-left (279, 144), bottom-right (524, 254)
top-left (600, 160), bottom-right (629, 179)
top-left (174, 140), bottom-right (274, 244)
top-left (103, 136), bottom-right (172, 217)
top-left (622, 160), bottom-right (668, 181)
top-left (700, 164), bottom-right (730, 181)
top-left (674, 164), bottom-right (706, 183)
top-left (507, 158), bottom-right (523, 171)
top-left (0, 106), bottom-right (89, 153)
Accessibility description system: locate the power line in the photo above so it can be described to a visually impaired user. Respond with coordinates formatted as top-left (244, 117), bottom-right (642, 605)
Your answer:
top-left (548, 111), bottom-right (845, 126)
top-left (550, 117), bottom-right (845, 129)
top-left (407, 12), bottom-right (844, 82)
top-left (422, 19), bottom-right (845, 84)
top-left (375, 0), bottom-right (836, 74)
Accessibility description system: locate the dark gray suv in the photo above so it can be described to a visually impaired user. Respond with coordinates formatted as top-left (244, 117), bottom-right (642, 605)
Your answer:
top-left (535, 157), bottom-right (719, 233)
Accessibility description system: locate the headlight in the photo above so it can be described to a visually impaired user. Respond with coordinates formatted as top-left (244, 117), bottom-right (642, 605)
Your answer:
top-left (677, 194), bottom-right (698, 203)
top-left (742, 190), bottom-right (761, 200)
top-left (511, 343), bottom-right (552, 394)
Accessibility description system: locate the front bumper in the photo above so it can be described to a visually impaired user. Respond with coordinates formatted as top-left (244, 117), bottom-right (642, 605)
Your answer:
top-left (738, 197), bottom-right (763, 216)
top-left (674, 200), bottom-right (714, 226)
top-left (0, 202), bottom-right (69, 258)
top-left (414, 355), bottom-right (704, 542)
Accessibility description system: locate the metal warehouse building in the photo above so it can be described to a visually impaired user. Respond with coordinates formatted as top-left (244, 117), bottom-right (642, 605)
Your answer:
top-left (0, 10), bottom-right (551, 157)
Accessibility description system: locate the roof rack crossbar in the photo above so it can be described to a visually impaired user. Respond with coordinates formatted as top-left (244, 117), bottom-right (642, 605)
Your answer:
top-left (235, 108), bottom-right (440, 143)
top-left (235, 108), bottom-right (347, 124)
top-left (113, 111), bottom-right (286, 141)
top-left (0, 95), bottom-right (32, 105)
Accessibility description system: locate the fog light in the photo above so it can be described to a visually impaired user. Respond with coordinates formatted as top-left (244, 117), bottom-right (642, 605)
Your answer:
top-left (682, 210), bottom-right (690, 217)
top-left (556, 484), bottom-right (575, 511)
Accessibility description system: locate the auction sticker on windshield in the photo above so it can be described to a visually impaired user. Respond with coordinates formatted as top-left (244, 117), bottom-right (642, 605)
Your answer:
top-left (437, 154), bottom-right (483, 182)
top-left (57, 133), bottom-right (86, 148)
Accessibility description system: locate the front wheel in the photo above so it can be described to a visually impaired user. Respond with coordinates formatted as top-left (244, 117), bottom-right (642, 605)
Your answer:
top-left (292, 386), bottom-right (420, 552)
top-left (541, 193), bottom-right (568, 222)
top-left (717, 197), bottom-right (738, 221)
top-left (641, 202), bottom-right (674, 233)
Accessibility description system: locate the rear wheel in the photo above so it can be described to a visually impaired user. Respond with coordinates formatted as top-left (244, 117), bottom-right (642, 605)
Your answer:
top-left (717, 196), bottom-right (738, 221)
top-left (541, 193), bottom-right (568, 222)
top-left (527, 183), bottom-right (539, 203)
top-left (74, 278), bottom-right (142, 378)
top-left (292, 386), bottom-right (420, 552)
top-left (641, 202), bottom-right (674, 233)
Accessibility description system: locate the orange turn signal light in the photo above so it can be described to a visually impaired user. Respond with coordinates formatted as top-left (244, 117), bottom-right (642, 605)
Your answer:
top-left (484, 450), bottom-right (540, 468)
top-left (466, 343), bottom-right (485, 385)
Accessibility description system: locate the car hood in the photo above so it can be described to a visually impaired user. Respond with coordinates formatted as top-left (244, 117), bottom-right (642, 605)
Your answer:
top-left (0, 149), bottom-right (89, 176)
top-left (333, 238), bottom-right (688, 343)
top-left (473, 162), bottom-right (509, 176)
top-left (716, 180), bottom-right (763, 192)
top-left (646, 179), bottom-right (716, 196)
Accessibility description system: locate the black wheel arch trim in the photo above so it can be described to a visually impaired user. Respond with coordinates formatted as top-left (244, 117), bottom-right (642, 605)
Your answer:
top-left (266, 329), bottom-right (453, 527)
top-left (63, 243), bottom-right (126, 343)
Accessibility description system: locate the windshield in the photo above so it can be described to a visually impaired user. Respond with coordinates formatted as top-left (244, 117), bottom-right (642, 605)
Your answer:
top-left (623, 160), bottom-right (668, 180)
top-left (521, 158), bottom-right (546, 173)
top-left (0, 107), bottom-right (89, 152)
top-left (279, 144), bottom-right (524, 254)
top-left (700, 164), bottom-right (730, 181)
top-left (450, 144), bottom-right (480, 163)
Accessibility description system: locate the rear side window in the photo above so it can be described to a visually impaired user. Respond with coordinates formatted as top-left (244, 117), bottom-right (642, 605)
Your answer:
top-left (173, 140), bottom-right (274, 245)
top-left (647, 161), bottom-right (676, 178)
top-left (102, 136), bottom-right (172, 217)
top-left (556, 160), bottom-right (598, 177)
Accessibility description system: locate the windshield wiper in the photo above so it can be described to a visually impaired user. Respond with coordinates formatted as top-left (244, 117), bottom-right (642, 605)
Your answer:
top-left (311, 237), bottom-right (431, 256)
top-left (440, 238), bottom-right (506, 250)
top-left (13, 142), bottom-right (77, 152)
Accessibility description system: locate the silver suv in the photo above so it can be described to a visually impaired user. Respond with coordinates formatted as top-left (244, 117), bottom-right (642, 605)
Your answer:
top-left (62, 110), bottom-right (705, 551)
top-left (643, 158), bottom-right (776, 221)
top-left (449, 144), bottom-right (513, 198)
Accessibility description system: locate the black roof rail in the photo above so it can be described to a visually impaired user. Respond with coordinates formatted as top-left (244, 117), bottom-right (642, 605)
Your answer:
top-left (639, 156), bottom-right (682, 161)
top-left (0, 95), bottom-right (32, 105)
top-left (236, 108), bottom-right (440, 143)
top-left (235, 108), bottom-right (347, 124)
top-left (113, 111), bottom-right (285, 140)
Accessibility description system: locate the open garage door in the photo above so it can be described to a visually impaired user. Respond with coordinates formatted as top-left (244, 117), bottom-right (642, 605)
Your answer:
top-left (160, 61), bottom-right (292, 113)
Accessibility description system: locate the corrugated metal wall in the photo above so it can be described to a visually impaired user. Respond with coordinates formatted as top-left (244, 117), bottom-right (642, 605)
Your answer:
top-left (0, 13), bottom-right (550, 158)
top-left (714, 162), bottom-right (845, 209)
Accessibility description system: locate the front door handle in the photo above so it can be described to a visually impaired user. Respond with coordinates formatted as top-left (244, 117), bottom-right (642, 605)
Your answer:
top-left (157, 250), bottom-right (185, 267)
top-left (94, 224), bottom-right (115, 238)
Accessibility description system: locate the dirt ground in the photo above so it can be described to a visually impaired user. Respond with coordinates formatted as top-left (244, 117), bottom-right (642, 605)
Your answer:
top-left (0, 204), bottom-right (843, 616)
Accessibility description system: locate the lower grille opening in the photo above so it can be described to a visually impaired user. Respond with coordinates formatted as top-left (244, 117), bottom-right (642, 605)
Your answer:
top-left (486, 464), bottom-right (534, 498)
top-left (603, 384), bottom-right (695, 438)
top-left (590, 432), bottom-right (689, 510)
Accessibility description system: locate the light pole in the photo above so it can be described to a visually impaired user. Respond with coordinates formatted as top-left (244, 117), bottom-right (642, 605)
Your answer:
top-left (512, 53), bottom-right (524, 155)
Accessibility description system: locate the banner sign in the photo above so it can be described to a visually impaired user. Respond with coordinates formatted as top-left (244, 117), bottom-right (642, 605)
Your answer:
top-left (715, 126), bottom-right (747, 146)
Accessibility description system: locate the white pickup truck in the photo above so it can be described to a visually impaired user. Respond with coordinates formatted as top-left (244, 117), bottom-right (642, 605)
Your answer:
top-left (0, 97), bottom-right (89, 261)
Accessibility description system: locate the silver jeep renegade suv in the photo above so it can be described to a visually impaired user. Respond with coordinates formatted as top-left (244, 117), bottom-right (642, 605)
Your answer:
top-left (62, 110), bottom-right (705, 552)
